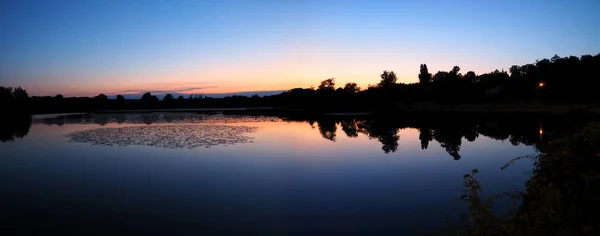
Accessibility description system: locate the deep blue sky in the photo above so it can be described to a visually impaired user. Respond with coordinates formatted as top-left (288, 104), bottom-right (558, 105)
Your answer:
top-left (1, 0), bottom-right (599, 96)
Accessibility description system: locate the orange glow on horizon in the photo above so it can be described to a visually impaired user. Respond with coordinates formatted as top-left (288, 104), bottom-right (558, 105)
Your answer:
top-left (17, 45), bottom-right (499, 97)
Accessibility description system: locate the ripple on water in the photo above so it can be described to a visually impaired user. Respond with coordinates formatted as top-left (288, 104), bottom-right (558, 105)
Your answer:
top-left (66, 124), bottom-right (258, 149)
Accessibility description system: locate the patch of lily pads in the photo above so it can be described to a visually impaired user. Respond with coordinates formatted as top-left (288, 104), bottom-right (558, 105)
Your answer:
top-left (66, 124), bottom-right (257, 149)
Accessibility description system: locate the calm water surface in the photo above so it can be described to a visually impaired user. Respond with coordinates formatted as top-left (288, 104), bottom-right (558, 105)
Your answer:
top-left (0, 113), bottom-right (539, 235)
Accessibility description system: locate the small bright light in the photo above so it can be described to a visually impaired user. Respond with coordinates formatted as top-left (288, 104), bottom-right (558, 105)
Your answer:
top-left (538, 82), bottom-right (545, 87)
top-left (539, 128), bottom-right (543, 135)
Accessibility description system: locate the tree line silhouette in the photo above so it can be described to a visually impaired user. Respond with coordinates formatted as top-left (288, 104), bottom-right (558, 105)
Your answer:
top-left (1, 53), bottom-right (599, 114)
top-left (276, 53), bottom-right (600, 111)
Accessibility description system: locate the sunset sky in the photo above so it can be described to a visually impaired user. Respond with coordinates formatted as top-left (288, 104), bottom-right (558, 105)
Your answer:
top-left (1, 0), bottom-right (599, 97)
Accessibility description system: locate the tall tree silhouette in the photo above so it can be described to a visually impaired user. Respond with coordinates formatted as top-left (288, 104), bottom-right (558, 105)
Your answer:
top-left (418, 64), bottom-right (432, 84)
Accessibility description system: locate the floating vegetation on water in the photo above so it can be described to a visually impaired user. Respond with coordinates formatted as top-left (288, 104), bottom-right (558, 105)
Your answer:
top-left (66, 124), bottom-right (257, 149)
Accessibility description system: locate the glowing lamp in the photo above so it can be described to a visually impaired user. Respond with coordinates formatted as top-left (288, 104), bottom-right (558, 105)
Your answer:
top-left (538, 82), bottom-right (545, 87)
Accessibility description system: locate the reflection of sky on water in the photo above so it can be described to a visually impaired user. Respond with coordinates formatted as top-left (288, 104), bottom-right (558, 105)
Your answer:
top-left (0, 114), bottom-right (537, 235)
top-left (36, 113), bottom-right (281, 126)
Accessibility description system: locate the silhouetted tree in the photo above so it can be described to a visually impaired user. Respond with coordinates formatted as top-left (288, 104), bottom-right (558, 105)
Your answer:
top-left (318, 78), bottom-right (336, 92)
top-left (116, 95), bottom-right (125, 107)
top-left (464, 71), bottom-right (477, 83)
top-left (343, 82), bottom-right (361, 93)
top-left (0, 86), bottom-right (13, 103)
top-left (177, 95), bottom-right (185, 107)
top-left (450, 66), bottom-right (461, 75)
top-left (378, 70), bottom-right (397, 88)
top-left (141, 92), bottom-right (152, 102)
top-left (0, 86), bottom-right (31, 113)
top-left (163, 93), bottom-right (175, 108)
top-left (418, 64), bottom-right (432, 84)
top-left (163, 94), bottom-right (174, 102)
top-left (12, 87), bottom-right (29, 102)
top-left (141, 92), bottom-right (153, 108)
top-left (94, 94), bottom-right (108, 101)
top-left (432, 71), bottom-right (449, 83)
top-left (151, 95), bottom-right (159, 107)
top-left (93, 94), bottom-right (109, 109)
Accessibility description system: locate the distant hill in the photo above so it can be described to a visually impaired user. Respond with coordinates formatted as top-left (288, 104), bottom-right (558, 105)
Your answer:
top-left (109, 90), bottom-right (286, 100)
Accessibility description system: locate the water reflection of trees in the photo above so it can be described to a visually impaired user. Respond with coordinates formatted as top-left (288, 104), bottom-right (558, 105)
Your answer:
top-left (39, 113), bottom-right (185, 126)
top-left (306, 113), bottom-right (593, 159)
top-left (35, 112), bottom-right (593, 159)
top-left (0, 116), bottom-right (32, 142)
top-left (418, 128), bottom-right (432, 150)
top-left (340, 120), bottom-right (359, 138)
top-left (357, 119), bottom-right (401, 154)
top-left (317, 118), bottom-right (337, 141)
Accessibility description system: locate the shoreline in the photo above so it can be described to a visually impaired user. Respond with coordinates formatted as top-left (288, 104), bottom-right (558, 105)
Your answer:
top-left (28, 102), bottom-right (600, 116)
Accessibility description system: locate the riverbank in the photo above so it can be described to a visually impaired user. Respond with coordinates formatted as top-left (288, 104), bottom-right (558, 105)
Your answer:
top-left (27, 102), bottom-right (600, 116)
top-left (397, 102), bottom-right (600, 114)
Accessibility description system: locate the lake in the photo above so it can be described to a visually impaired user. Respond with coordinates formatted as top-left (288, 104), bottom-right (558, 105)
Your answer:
top-left (0, 112), bottom-right (584, 235)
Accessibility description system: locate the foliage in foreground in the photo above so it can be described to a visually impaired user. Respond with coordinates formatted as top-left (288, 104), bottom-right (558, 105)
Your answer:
top-left (451, 122), bottom-right (600, 236)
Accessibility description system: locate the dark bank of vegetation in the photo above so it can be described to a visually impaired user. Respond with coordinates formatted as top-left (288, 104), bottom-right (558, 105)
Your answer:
top-left (276, 53), bottom-right (600, 112)
top-left (0, 86), bottom-right (32, 142)
top-left (449, 122), bottom-right (600, 236)
top-left (1, 53), bottom-right (600, 114)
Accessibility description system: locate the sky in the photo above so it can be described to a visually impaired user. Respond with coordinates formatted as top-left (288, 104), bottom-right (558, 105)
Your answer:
top-left (1, 0), bottom-right (599, 97)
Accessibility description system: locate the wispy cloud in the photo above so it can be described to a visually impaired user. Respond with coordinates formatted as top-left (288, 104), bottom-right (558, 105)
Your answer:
top-left (119, 86), bottom-right (218, 95)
